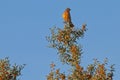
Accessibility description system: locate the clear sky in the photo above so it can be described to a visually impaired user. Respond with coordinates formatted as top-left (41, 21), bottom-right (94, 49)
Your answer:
top-left (0, 0), bottom-right (120, 80)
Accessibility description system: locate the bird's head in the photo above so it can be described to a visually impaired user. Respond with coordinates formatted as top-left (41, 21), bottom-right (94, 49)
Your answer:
top-left (66, 8), bottom-right (71, 11)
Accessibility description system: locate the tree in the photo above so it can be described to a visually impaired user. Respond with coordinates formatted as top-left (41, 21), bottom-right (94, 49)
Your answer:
top-left (0, 57), bottom-right (25, 80)
top-left (46, 8), bottom-right (114, 80)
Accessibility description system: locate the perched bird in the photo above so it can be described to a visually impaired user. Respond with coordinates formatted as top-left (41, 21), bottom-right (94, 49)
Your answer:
top-left (62, 8), bottom-right (74, 28)
top-left (62, 8), bottom-right (71, 23)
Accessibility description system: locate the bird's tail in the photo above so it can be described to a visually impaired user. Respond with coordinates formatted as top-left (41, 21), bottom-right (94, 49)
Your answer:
top-left (69, 22), bottom-right (74, 28)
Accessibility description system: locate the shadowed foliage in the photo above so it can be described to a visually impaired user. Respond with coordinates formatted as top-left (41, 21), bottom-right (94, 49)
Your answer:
top-left (0, 57), bottom-right (25, 80)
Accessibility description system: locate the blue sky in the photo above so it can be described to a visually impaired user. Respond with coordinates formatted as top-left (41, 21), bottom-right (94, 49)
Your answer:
top-left (0, 0), bottom-right (120, 80)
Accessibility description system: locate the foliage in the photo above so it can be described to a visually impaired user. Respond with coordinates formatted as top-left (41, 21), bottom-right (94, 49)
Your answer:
top-left (46, 12), bottom-right (114, 80)
top-left (0, 57), bottom-right (25, 80)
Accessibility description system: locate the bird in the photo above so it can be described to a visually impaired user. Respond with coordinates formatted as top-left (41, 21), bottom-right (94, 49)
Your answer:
top-left (62, 8), bottom-right (74, 28)
top-left (62, 8), bottom-right (71, 23)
